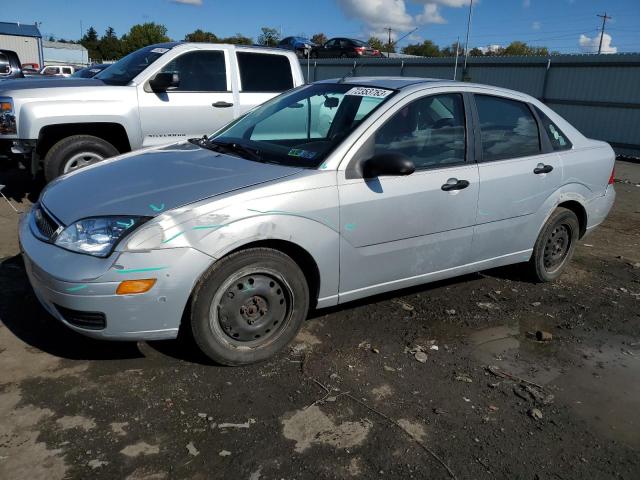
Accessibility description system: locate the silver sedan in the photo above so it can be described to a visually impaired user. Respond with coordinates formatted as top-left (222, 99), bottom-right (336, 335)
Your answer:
top-left (19, 77), bottom-right (616, 365)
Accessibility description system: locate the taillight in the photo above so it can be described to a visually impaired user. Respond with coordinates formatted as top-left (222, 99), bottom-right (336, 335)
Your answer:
top-left (608, 167), bottom-right (615, 185)
top-left (355, 47), bottom-right (365, 55)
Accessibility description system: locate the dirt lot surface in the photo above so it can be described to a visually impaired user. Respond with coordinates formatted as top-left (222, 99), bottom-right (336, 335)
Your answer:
top-left (1, 160), bottom-right (639, 480)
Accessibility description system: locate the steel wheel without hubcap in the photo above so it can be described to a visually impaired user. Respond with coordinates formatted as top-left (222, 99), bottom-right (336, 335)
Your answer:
top-left (543, 224), bottom-right (571, 273)
top-left (209, 269), bottom-right (293, 347)
top-left (63, 151), bottom-right (104, 173)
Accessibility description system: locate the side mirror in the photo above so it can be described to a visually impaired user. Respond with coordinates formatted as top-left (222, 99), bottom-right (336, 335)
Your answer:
top-left (362, 153), bottom-right (415, 178)
top-left (149, 72), bottom-right (180, 92)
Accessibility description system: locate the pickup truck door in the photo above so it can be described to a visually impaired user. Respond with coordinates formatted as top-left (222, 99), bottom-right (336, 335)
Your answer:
top-left (137, 48), bottom-right (236, 147)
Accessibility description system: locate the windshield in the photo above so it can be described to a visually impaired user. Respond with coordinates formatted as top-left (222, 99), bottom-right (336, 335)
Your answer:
top-left (211, 83), bottom-right (395, 168)
top-left (95, 45), bottom-right (174, 86)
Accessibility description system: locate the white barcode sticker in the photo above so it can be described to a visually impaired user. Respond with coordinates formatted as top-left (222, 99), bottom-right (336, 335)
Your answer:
top-left (345, 87), bottom-right (393, 98)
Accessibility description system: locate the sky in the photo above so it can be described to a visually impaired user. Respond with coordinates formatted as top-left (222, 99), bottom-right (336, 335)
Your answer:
top-left (3, 0), bottom-right (640, 54)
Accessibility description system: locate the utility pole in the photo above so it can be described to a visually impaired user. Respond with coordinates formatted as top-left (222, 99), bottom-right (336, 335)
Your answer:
top-left (463, 0), bottom-right (474, 72)
top-left (453, 35), bottom-right (460, 80)
top-left (597, 12), bottom-right (612, 54)
top-left (386, 27), bottom-right (392, 57)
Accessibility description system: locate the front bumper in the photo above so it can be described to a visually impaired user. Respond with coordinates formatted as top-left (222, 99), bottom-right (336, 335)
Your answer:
top-left (19, 209), bottom-right (215, 341)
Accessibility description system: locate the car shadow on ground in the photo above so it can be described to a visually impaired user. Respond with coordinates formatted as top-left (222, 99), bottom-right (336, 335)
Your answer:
top-left (0, 254), bottom-right (143, 361)
top-left (0, 159), bottom-right (44, 204)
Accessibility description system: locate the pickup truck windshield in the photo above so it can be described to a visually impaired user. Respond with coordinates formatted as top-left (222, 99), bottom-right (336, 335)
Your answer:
top-left (210, 83), bottom-right (395, 168)
top-left (95, 45), bottom-right (174, 86)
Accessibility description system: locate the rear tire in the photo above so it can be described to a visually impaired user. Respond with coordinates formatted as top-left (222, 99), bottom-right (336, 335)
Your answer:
top-left (527, 207), bottom-right (580, 282)
top-left (44, 134), bottom-right (119, 182)
top-left (191, 248), bottom-right (309, 366)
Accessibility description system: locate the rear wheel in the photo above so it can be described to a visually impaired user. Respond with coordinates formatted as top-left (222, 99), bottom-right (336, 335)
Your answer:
top-left (191, 248), bottom-right (309, 366)
top-left (44, 134), bottom-right (119, 182)
top-left (527, 207), bottom-right (580, 282)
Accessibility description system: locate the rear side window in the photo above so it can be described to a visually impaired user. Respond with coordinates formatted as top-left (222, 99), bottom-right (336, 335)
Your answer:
top-left (160, 50), bottom-right (227, 92)
top-left (0, 54), bottom-right (10, 75)
top-left (237, 52), bottom-right (293, 92)
top-left (475, 95), bottom-right (540, 162)
top-left (62, 67), bottom-right (72, 74)
top-left (535, 106), bottom-right (572, 151)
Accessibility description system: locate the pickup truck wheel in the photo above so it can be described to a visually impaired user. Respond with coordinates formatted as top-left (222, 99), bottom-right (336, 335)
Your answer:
top-left (44, 135), bottom-right (119, 182)
top-left (191, 248), bottom-right (310, 366)
top-left (527, 207), bottom-right (579, 282)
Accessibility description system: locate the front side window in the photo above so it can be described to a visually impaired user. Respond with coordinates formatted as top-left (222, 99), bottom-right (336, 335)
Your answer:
top-left (160, 50), bottom-right (227, 92)
top-left (535, 106), bottom-right (572, 151)
top-left (374, 93), bottom-right (466, 170)
top-left (43, 67), bottom-right (58, 75)
top-left (476, 95), bottom-right (540, 162)
top-left (237, 52), bottom-right (293, 92)
top-left (211, 83), bottom-right (394, 167)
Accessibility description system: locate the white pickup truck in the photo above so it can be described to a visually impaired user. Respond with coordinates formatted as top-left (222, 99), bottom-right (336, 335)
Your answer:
top-left (0, 42), bottom-right (304, 180)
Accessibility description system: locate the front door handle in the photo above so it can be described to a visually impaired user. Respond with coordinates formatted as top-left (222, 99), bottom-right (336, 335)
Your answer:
top-left (212, 101), bottom-right (234, 108)
top-left (441, 178), bottom-right (470, 191)
top-left (534, 163), bottom-right (553, 174)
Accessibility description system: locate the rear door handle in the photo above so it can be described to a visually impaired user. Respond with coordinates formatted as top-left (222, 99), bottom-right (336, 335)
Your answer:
top-left (441, 178), bottom-right (470, 191)
top-left (212, 101), bottom-right (234, 108)
top-left (534, 163), bottom-right (553, 174)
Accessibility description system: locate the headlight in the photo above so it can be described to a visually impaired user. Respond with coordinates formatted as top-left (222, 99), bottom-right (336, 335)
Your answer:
top-left (0, 97), bottom-right (16, 135)
top-left (54, 216), bottom-right (148, 257)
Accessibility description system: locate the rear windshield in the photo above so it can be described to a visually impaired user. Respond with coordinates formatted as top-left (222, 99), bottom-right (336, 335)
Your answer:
top-left (351, 39), bottom-right (368, 47)
top-left (96, 45), bottom-right (173, 86)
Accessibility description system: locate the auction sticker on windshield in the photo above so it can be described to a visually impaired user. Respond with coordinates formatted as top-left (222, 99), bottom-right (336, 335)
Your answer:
top-left (345, 87), bottom-right (393, 98)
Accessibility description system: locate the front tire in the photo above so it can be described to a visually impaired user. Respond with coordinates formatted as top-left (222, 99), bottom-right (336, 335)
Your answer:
top-left (44, 134), bottom-right (119, 182)
top-left (527, 207), bottom-right (580, 282)
top-left (191, 248), bottom-right (310, 366)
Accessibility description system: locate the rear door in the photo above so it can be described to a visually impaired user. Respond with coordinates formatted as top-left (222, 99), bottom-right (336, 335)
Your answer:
top-left (235, 51), bottom-right (295, 115)
top-left (472, 93), bottom-right (561, 261)
top-left (137, 47), bottom-right (235, 147)
top-left (338, 91), bottom-right (479, 302)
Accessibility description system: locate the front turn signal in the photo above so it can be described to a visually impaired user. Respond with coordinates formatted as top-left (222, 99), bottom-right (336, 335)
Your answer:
top-left (116, 279), bottom-right (157, 295)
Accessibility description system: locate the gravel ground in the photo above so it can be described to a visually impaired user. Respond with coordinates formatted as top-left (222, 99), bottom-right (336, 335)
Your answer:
top-left (1, 160), bottom-right (639, 480)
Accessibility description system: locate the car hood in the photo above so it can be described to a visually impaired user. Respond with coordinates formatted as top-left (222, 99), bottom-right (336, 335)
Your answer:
top-left (41, 142), bottom-right (303, 225)
top-left (0, 78), bottom-right (104, 92)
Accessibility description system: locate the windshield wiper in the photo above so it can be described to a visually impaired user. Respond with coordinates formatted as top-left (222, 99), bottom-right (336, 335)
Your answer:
top-left (191, 137), bottom-right (263, 162)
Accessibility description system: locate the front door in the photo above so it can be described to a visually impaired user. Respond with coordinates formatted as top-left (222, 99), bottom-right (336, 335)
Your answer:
top-left (338, 92), bottom-right (479, 302)
top-left (138, 48), bottom-right (236, 147)
top-left (471, 93), bottom-right (561, 261)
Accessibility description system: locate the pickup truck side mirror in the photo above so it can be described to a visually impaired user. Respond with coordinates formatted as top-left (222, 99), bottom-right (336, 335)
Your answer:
top-left (362, 152), bottom-right (415, 178)
top-left (149, 72), bottom-right (180, 92)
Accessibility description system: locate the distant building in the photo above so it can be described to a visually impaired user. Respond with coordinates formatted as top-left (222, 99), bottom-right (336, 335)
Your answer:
top-left (43, 41), bottom-right (89, 67)
top-left (0, 21), bottom-right (44, 68)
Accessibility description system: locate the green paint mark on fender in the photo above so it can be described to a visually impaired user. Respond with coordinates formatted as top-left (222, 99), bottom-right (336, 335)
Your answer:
top-left (117, 219), bottom-right (135, 228)
top-left (66, 284), bottom-right (88, 292)
top-left (344, 223), bottom-right (357, 232)
top-left (149, 203), bottom-right (165, 212)
top-left (161, 231), bottom-right (185, 244)
top-left (115, 266), bottom-right (168, 274)
top-left (192, 224), bottom-right (227, 230)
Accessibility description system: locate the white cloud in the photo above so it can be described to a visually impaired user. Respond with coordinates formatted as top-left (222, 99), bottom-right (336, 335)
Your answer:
top-left (532, 21), bottom-right (541, 30)
top-left (579, 32), bottom-right (617, 54)
top-left (337, 0), bottom-right (471, 37)
top-left (417, 4), bottom-right (446, 24)
top-left (171, 0), bottom-right (203, 5)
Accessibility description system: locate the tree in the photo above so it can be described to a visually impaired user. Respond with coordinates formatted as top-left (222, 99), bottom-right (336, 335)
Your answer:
top-left (368, 36), bottom-right (395, 54)
top-left (257, 27), bottom-right (280, 47)
top-left (403, 40), bottom-right (440, 57)
top-left (441, 41), bottom-right (462, 57)
top-left (311, 33), bottom-right (327, 46)
top-left (185, 29), bottom-right (218, 43)
top-left (80, 26), bottom-right (100, 60)
top-left (98, 27), bottom-right (121, 61)
top-left (502, 41), bottom-right (549, 56)
top-left (220, 33), bottom-right (253, 45)
top-left (120, 23), bottom-right (171, 55)
top-left (469, 47), bottom-right (484, 57)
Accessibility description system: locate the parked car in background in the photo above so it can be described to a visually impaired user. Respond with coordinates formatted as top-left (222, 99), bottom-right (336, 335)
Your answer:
top-left (40, 65), bottom-right (76, 77)
top-left (18, 77), bottom-right (615, 365)
top-left (0, 50), bottom-right (25, 80)
top-left (21, 67), bottom-right (41, 77)
top-left (277, 36), bottom-right (315, 58)
top-left (72, 64), bottom-right (110, 78)
top-left (311, 38), bottom-right (379, 58)
top-left (0, 42), bottom-right (304, 181)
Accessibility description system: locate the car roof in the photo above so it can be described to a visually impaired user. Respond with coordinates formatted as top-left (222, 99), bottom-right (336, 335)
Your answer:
top-left (315, 76), bottom-right (532, 99)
